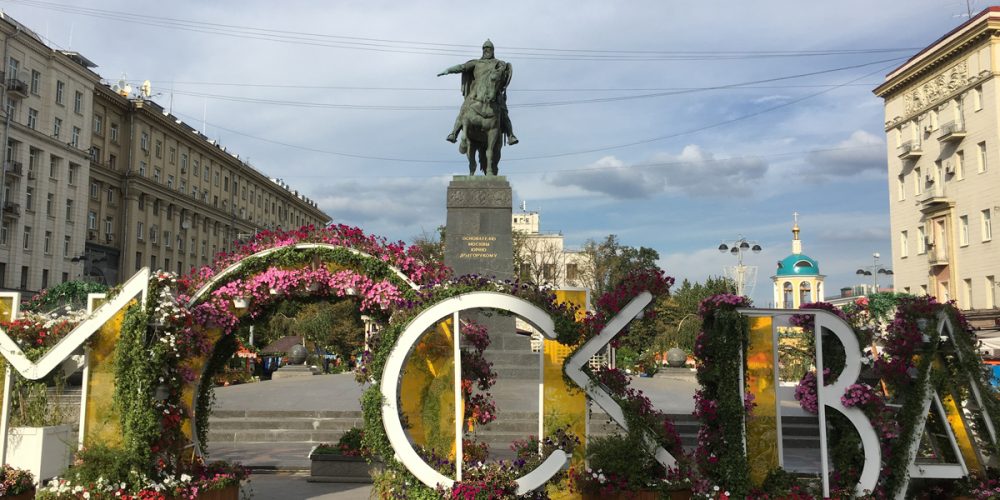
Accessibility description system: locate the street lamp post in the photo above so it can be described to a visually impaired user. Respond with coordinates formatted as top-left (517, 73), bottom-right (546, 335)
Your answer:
top-left (856, 252), bottom-right (893, 293)
top-left (718, 236), bottom-right (763, 297)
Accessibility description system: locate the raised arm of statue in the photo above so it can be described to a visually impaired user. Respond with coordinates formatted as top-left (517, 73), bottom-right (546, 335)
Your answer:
top-left (437, 63), bottom-right (468, 77)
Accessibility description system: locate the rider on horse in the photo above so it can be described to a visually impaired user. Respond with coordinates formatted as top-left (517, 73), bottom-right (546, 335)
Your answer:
top-left (438, 39), bottom-right (518, 146)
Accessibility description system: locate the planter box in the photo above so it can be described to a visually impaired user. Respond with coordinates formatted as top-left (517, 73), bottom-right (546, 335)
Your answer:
top-left (308, 453), bottom-right (379, 483)
top-left (3, 489), bottom-right (36, 500)
top-left (582, 491), bottom-right (662, 500)
top-left (7, 425), bottom-right (73, 483)
top-left (196, 484), bottom-right (238, 500)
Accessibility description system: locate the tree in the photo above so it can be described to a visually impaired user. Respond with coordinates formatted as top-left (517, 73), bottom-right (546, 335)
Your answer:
top-left (411, 226), bottom-right (445, 268)
top-left (579, 235), bottom-right (661, 299)
top-left (657, 276), bottom-right (735, 353)
top-left (514, 232), bottom-right (565, 285)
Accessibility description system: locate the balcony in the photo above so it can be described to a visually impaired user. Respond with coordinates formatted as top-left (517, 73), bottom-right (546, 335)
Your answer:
top-left (917, 184), bottom-right (952, 212)
top-left (898, 141), bottom-right (923, 159)
top-left (928, 247), bottom-right (949, 267)
top-left (5, 78), bottom-right (28, 98)
top-left (2, 201), bottom-right (20, 217)
top-left (3, 161), bottom-right (22, 176)
top-left (938, 121), bottom-right (967, 143)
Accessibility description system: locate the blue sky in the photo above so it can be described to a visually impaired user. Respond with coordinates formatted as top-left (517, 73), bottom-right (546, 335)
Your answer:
top-left (5, 0), bottom-right (984, 304)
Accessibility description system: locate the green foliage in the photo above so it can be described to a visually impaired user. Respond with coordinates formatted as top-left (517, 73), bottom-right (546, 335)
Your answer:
top-left (9, 369), bottom-right (66, 427)
top-left (23, 280), bottom-right (109, 313)
top-left (580, 234), bottom-right (661, 300)
top-left (585, 432), bottom-right (659, 491)
top-left (196, 332), bottom-right (239, 449)
top-left (411, 226), bottom-right (445, 270)
top-left (294, 300), bottom-right (364, 360)
top-left (112, 304), bottom-right (160, 472)
top-left (55, 445), bottom-right (147, 488)
top-left (626, 276), bottom-right (734, 355)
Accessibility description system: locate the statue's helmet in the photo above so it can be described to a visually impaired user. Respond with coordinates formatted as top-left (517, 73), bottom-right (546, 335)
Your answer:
top-left (482, 39), bottom-right (494, 49)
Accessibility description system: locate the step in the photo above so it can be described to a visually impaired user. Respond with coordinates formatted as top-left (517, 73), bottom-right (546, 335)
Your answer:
top-left (208, 429), bottom-right (348, 444)
top-left (210, 418), bottom-right (363, 431)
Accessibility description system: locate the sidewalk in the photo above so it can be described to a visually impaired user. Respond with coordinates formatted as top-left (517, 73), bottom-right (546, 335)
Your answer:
top-left (241, 472), bottom-right (371, 500)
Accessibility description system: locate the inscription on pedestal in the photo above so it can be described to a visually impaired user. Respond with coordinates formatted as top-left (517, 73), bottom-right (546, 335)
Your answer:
top-left (444, 176), bottom-right (513, 280)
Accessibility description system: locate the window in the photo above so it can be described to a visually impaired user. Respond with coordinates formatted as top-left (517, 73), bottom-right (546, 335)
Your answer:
top-left (22, 226), bottom-right (31, 250)
top-left (153, 168), bottom-right (160, 183)
top-left (6, 57), bottom-right (16, 80)
top-left (170, 148), bottom-right (176, 165)
top-left (87, 211), bottom-right (97, 230)
top-left (65, 199), bottom-right (73, 221)
top-left (28, 147), bottom-right (38, 173)
top-left (19, 266), bottom-right (27, 289)
top-left (45, 192), bottom-right (52, 215)
top-left (164, 230), bottom-right (171, 247)
top-left (180, 179), bottom-right (186, 192)
top-left (136, 252), bottom-right (142, 271)
top-left (53, 117), bottom-right (61, 138)
top-left (960, 216), bottom-right (969, 246)
top-left (71, 127), bottom-right (80, 147)
top-left (63, 235), bottom-right (70, 255)
top-left (24, 187), bottom-right (33, 211)
top-left (108, 154), bottom-right (117, 169)
top-left (30, 70), bottom-right (39, 94)
top-left (49, 156), bottom-right (59, 178)
top-left (67, 164), bottom-right (77, 185)
top-left (987, 276), bottom-right (997, 309)
top-left (150, 225), bottom-right (157, 243)
top-left (964, 278), bottom-right (973, 309)
top-left (26, 108), bottom-right (37, 129)
top-left (983, 209), bottom-right (993, 242)
top-left (918, 225), bottom-right (927, 254)
top-left (137, 221), bottom-right (144, 240)
top-left (94, 115), bottom-right (103, 134)
top-left (566, 263), bottom-right (579, 281)
top-left (43, 230), bottom-right (51, 253)
top-left (104, 217), bottom-right (113, 235)
top-left (110, 123), bottom-right (119, 142)
top-left (956, 150), bottom-right (965, 180)
top-left (914, 167), bottom-right (922, 195)
top-left (61, 272), bottom-right (67, 283)
top-left (74, 91), bottom-right (83, 113)
top-left (150, 255), bottom-right (157, 270)
top-left (214, 171), bottom-right (219, 186)
top-left (165, 257), bottom-right (170, 271)
top-left (155, 140), bottom-right (162, 158)
top-left (900, 230), bottom-right (908, 258)
top-left (153, 199), bottom-right (160, 216)
top-left (141, 131), bottom-right (149, 151)
top-left (167, 175), bottom-right (174, 189)
top-left (973, 86), bottom-right (983, 111)
top-left (0, 220), bottom-right (7, 245)
top-left (107, 187), bottom-right (114, 204)
top-left (40, 269), bottom-right (48, 290)
top-left (138, 161), bottom-right (147, 177)
top-left (897, 175), bottom-right (905, 201)
top-left (55, 80), bottom-right (64, 104)
top-left (90, 182), bottom-right (99, 199)
top-left (978, 142), bottom-right (987, 173)
top-left (224, 176), bottom-right (229, 192)
top-left (138, 194), bottom-right (145, 210)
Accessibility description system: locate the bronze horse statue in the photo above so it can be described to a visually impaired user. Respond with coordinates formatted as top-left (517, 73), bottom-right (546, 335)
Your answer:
top-left (457, 60), bottom-right (511, 176)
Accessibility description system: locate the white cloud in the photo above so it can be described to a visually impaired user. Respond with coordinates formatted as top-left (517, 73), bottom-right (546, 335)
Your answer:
top-left (547, 145), bottom-right (769, 199)
top-left (805, 130), bottom-right (886, 177)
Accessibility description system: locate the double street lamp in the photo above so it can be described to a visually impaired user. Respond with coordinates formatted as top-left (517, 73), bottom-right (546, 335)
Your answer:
top-left (718, 236), bottom-right (763, 297)
top-left (856, 252), bottom-right (893, 293)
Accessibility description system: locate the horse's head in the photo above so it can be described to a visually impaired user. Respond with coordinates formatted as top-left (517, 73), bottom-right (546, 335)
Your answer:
top-left (476, 61), bottom-right (506, 105)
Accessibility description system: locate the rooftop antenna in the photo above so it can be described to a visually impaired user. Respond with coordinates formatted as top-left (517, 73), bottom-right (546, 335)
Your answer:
top-left (520, 200), bottom-right (527, 212)
top-left (111, 73), bottom-right (131, 97)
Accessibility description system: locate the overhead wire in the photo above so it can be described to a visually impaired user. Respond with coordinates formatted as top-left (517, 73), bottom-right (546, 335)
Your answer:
top-left (3, 0), bottom-right (921, 61)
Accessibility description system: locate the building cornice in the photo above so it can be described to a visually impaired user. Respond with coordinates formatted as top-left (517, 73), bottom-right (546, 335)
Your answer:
top-left (875, 7), bottom-right (1000, 98)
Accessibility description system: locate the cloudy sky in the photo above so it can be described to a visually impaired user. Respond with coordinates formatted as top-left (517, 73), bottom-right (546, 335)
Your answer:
top-left (4, 0), bottom-right (983, 304)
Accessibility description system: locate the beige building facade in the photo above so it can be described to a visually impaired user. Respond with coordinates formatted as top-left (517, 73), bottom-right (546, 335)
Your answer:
top-left (0, 15), bottom-right (98, 292)
top-left (874, 7), bottom-right (1000, 327)
top-left (85, 88), bottom-right (329, 284)
top-left (512, 208), bottom-right (589, 290)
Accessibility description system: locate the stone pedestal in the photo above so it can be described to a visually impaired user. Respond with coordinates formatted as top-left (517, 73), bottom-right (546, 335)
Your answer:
top-left (270, 365), bottom-right (315, 380)
top-left (444, 176), bottom-right (514, 280)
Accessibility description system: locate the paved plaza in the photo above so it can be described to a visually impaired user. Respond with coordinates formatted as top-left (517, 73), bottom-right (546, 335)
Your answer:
top-left (213, 369), bottom-right (820, 498)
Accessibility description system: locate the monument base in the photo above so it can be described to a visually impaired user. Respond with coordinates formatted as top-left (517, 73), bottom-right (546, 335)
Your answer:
top-left (270, 365), bottom-right (315, 380)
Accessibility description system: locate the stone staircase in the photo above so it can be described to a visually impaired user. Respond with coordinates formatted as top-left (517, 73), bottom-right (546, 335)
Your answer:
top-left (207, 409), bottom-right (364, 446)
top-left (207, 407), bottom-right (820, 454)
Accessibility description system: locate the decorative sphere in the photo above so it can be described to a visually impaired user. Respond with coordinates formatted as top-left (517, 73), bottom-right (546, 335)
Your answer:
top-left (666, 348), bottom-right (687, 368)
top-left (288, 344), bottom-right (308, 365)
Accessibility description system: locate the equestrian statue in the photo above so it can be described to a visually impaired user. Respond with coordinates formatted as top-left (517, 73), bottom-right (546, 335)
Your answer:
top-left (438, 39), bottom-right (518, 176)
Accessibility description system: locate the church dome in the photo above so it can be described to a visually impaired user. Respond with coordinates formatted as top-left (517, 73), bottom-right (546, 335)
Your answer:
top-left (775, 254), bottom-right (820, 276)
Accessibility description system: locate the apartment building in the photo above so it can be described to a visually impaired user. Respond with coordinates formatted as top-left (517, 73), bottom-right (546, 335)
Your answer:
top-left (512, 207), bottom-right (588, 290)
top-left (0, 14), bottom-right (98, 292)
top-left (874, 7), bottom-right (1000, 328)
top-left (86, 87), bottom-right (329, 284)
